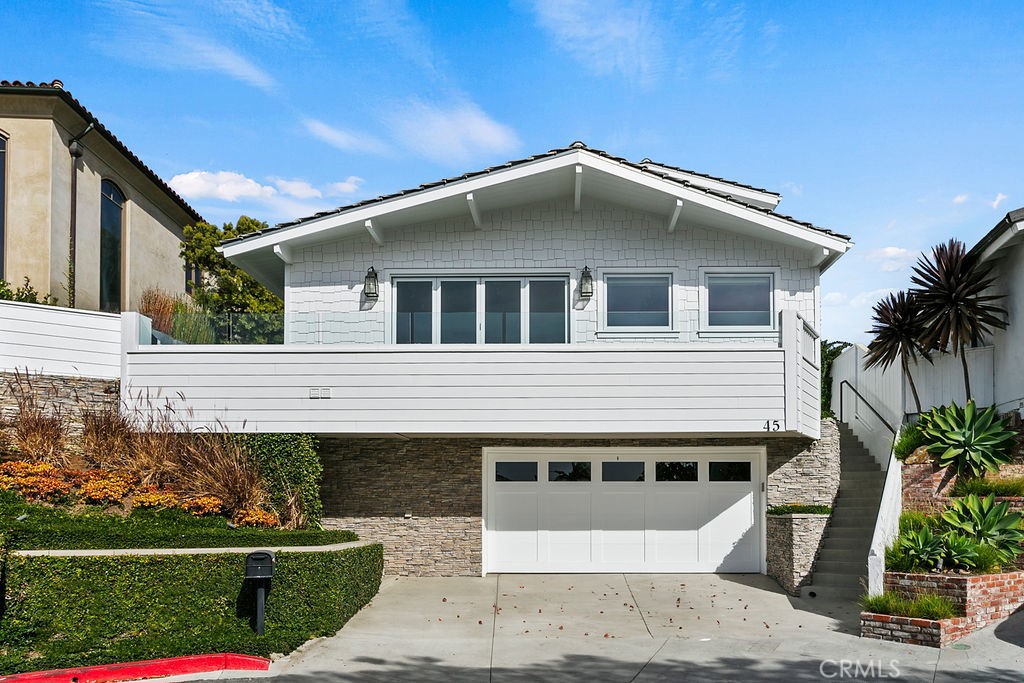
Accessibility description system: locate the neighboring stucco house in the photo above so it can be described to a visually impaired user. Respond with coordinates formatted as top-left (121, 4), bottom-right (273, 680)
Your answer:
top-left (121, 143), bottom-right (853, 577)
top-left (0, 80), bottom-right (202, 312)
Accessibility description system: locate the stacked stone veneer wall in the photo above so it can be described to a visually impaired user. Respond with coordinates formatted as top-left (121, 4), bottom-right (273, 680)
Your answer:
top-left (319, 419), bottom-right (840, 576)
top-left (0, 371), bottom-right (119, 458)
top-left (766, 514), bottom-right (830, 595)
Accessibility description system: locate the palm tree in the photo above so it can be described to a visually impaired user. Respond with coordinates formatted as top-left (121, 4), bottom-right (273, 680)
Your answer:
top-left (910, 239), bottom-right (1007, 400)
top-left (864, 291), bottom-right (932, 413)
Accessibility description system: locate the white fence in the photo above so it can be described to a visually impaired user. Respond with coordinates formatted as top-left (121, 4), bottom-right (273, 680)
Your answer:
top-left (0, 300), bottom-right (122, 379)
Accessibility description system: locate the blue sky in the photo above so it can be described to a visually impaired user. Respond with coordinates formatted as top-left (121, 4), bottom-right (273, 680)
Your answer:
top-left (3, 0), bottom-right (1023, 342)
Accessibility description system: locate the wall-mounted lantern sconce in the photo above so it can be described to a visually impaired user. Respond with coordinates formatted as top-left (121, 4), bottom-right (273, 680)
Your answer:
top-left (364, 267), bottom-right (379, 299)
top-left (579, 266), bottom-right (594, 300)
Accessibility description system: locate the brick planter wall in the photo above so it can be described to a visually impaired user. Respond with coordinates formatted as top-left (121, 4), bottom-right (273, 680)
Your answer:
top-left (860, 613), bottom-right (974, 647)
top-left (864, 571), bottom-right (1024, 645)
top-left (902, 461), bottom-right (1024, 519)
top-left (319, 421), bottom-right (840, 576)
top-left (766, 513), bottom-right (830, 595)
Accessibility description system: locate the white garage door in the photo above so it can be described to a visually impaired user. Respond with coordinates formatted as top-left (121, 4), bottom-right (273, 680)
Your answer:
top-left (483, 447), bottom-right (764, 574)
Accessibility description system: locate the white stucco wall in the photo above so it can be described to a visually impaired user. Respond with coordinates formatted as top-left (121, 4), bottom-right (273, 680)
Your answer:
top-left (285, 198), bottom-right (820, 345)
top-left (991, 240), bottom-right (1024, 414)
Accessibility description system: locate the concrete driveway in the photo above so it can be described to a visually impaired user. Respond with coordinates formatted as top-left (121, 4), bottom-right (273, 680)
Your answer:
top-left (220, 573), bottom-right (1023, 682)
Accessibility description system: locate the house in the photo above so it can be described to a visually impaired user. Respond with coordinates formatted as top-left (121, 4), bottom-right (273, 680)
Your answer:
top-left (119, 143), bottom-right (853, 578)
top-left (0, 80), bottom-right (202, 312)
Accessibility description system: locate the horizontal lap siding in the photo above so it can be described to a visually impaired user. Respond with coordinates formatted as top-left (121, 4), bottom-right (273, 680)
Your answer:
top-left (124, 347), bottom-right (787, 434)
top-left (799, 357), bottom-right (821, 438)
top-left (0, 302), bottom-right (121, 379)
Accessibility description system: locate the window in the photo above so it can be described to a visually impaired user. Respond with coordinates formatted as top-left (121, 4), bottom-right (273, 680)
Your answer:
top-left (495, 462), bottom-right (537, 482)
top-left (393, 277), bottom-right (568, 344)
top-left (548, 461), bottom-right (591, 482)
top-left (602, 461), bottom-right (645, 482)
top-left (655, 461), bottom-right (698, 482)
top-left (705, 273), bottom-right (774, 329)
top-left (709, 461), bottom-right (751, 482)
top-left (605, 275), bottom-right (671, 328)
top-left (0, 136), bottom-right (5, 281)
top-left (99, 180), bottom-right (125, 312)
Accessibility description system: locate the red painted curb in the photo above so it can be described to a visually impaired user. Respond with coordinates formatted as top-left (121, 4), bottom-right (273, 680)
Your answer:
top-left (0, 653), bottom-right (271, 683)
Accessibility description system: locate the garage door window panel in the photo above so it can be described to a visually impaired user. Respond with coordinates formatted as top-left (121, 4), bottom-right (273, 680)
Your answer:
top-left (709, 461), bottom-right (752, 482)
top-left (602, 461), bottom-right (645, 482)
top-left (655, 461), bottom-right (698, 482)
top-left (548, 461), bottom-right (591, 482)
top-left (495, 461), bottom-right (537, 482)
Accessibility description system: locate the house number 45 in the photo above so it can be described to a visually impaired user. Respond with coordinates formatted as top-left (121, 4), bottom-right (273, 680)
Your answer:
top-left (763, 420), bottom-right (781, 432)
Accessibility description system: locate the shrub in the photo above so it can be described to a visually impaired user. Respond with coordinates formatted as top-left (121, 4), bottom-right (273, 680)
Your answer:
top-left (0, 490), bottom-right (354, 550)
top-left (233, 508), bottom-right (280, 528)
top-left (139, 288), bottom-right (177, 335)
top-left (941, 532), bottom-right (979, 569)
top-left (0, 461), bottom-right (73, 501)
top-left (951, 476), bottom-right (1024, 498)
top-left (0, 276), bottom-right (58, 305)
top-left (972, 542), bottom-right (1005, 573)
top-left (767, 504), bottom-right (831, 515)
top-left (6, 371), bottom-right (68, 466)
top-left (941, 493), bottom-right (1024, 564)
top-left (0, 543), bottom-right (383, 674)
top-left (898, 510), bottom-right (940, 535)
top-left (80, 407), bottom-right (136, 468)
top-left (860, 592), bottom-right (957, 620)
top-left (894, 422), bottom-right (925, 460)
top-left (895, 527), bottom-right (945, 571)
top-left (78, 472), bottom-right (136, 505)
top-left (177, 433), bottom-right (266, 513)
top-left (239, 434), bottom-right (322, 529)
top-left (923, 401), bottom-right (1016, 478)
top-left (181, 495), bottom-right (224, 516)
top-left (133, 486), bottom-right (179, 509)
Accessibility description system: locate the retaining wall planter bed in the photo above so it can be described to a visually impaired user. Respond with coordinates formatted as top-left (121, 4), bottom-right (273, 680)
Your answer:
top-left (766, 513), bottom-right (829, 595)
top-left (0, 541), bottom-right (383, 675)
top-left (860, 570), bottom-right (1024, 646)
top-left (902, 462), bottom-right (1024, 514)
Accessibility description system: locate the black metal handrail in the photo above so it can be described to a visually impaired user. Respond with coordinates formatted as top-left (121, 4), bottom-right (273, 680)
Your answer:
top-left (838, 380), bottom-right (897, 437)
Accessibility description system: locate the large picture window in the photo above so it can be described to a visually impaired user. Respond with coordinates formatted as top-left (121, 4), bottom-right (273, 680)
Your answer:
top-left (0, 136), bottom-right (6, 281)
top-left (705, 272), bottom-right (773, 329)
top-left (99, 180), bottom-right (125, 312)
top-left (394, 277), bottom-right (568, 344)
top-left (605, 274), bottom-right (671, 328)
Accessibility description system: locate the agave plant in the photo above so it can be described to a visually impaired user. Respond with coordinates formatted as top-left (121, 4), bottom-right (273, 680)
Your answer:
top-left (941, 493), bottom-right (1024, 564)
top-left (910, 239), bottom-right (1007, 400)
top-left (896, 526), bottom-right (945, 571)
top-left (941, 531), bottom-right (979, 570)
top-left (922, 401), bottom-right (1016, 478)
top-left (863, 291), bottom-right (932, 413)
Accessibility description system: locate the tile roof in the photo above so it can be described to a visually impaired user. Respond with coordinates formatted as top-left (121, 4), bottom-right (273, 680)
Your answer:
top-left (0, 80), bottom-right (203, 223)
top-left (222, 141), bottom-right (850, 248)
top-left (635, 157), bottom-right (781, 197)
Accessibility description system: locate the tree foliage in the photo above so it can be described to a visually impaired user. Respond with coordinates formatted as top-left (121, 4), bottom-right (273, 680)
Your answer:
top-left (863, 291), bottom-right (932, 413)
top-left (820, 339), bottom-right (852, 418)
top-left (180, 216), bottom-right (282, 315)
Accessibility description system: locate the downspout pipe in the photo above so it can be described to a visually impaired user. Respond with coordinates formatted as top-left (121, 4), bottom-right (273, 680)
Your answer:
top-left (67, 122), bottom-right (94, 307)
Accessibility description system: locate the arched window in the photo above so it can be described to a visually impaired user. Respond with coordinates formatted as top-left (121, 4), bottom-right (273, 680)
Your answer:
top-left (100, 179), bottom-right (125, 312)
top-left (0, 136), bottom-right (6, 281)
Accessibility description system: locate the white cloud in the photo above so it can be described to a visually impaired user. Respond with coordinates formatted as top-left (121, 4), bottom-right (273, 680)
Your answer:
top-left (388, 100), bottom-right (520, 164)
top-left (170, 170), bottom-right (276, 202)
top-left (303, 118), bottom-right (390, 155)
top-left (780, 181), bottom-right (803, 197)
top-left (167, 28), bottom-right (275, 90)
top-left (271, 177), bottom-right (322, 199)
top-left (528, 0), bottom-right (666, 83)
top-left (849, 288), bottom-right (897, 309)
top-left (327, 176), bottom-right (366, 195)
top-left (865, 246), bottom-right (920, 272)
top-left (992, 192), bottom-right (1008, 209)
top-left (351, 0), bottom-right (440, 76)
top-left (952, 194), bottom-right (969, 204)
top-left (822, 292), bottom-right (848, 307)
top-left (216, 0), bottom-right (303, 40)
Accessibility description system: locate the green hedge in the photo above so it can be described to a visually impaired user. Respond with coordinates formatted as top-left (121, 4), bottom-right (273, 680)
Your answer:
top-left (0, 542), bottom-right (383, 674)
top-left (767, 504), bottom-right (832, 515)
top-left (240, 434), bottom-right (323, 527)
top-left (0, 492), bottom-right (353, 550)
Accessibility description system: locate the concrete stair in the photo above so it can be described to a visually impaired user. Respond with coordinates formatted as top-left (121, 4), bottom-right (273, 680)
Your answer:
top-left (801, 424), bottom-right (885, 600)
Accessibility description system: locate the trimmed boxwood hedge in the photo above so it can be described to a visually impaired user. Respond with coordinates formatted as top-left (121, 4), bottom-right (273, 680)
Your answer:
top-left (0, 492), bottom-right (354, 550)
top-left (240, 434), bottom-right (324, 527)
top-left (0, 541), bottom-right (383, 674)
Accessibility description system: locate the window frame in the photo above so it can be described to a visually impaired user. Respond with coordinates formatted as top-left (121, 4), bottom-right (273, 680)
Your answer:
top-left (99, 179), bottom-right (126, 313)
top-left (599, 270), bottom-right (675, 334)
top-left (698, 267), bottom-right (779, 335)
top-left (390, 274), bottom-right (570, 345)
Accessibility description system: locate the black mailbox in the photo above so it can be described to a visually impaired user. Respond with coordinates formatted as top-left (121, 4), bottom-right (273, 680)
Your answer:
top-left (246, 550), bottom-right (275, 579)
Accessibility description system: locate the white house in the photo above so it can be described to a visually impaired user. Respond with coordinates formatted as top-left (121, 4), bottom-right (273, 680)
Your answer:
top-left (119, 143), bottom-right (853, 577)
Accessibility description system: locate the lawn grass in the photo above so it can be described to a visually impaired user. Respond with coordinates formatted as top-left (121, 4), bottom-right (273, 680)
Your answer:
top-left (0, 490), bottom-right (354, 550)
top-left (950, 476), bottom-right (1024, 498)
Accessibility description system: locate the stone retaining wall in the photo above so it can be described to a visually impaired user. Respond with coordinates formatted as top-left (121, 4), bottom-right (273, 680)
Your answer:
top-left (319, 420), bottom-right (841, 576)
top-left (766, 513), bottom-right (830, 595)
